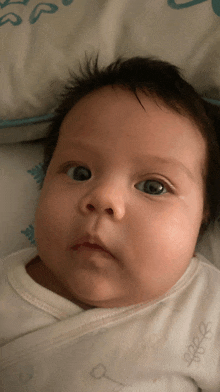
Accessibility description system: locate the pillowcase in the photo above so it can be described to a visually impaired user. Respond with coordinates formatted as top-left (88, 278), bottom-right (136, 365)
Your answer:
top-left (0, 140), bottom-right (43, 261)
top-left (1, 0), bottom-right (220, 143)
top-left (0, 115), bottom-right (53, 144)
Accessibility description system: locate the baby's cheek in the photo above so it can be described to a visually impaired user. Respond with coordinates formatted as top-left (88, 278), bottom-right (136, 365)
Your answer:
top-left (35, 188), bottom-right (72, 244)
top-left (146, 202), bottom-right (198, 249)
top-left (160, 206), bottom-right (201, 258)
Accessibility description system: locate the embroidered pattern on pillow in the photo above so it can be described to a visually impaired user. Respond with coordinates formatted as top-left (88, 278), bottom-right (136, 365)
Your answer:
top-left (0, 0), bottom-right (75, 27)
top-left (21, 162), bottom-right (44, 245)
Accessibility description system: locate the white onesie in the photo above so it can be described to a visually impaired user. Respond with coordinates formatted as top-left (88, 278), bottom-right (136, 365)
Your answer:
top-left (1, 247), bottom-right (220, 391)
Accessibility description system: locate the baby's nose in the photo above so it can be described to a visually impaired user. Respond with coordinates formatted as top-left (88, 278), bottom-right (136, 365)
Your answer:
top-left (78, 183), bottom-right (125, 221)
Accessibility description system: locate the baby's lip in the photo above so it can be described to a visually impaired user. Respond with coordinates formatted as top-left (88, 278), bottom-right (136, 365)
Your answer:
top-left (73, 242), bottom-right (108, 253)
top-left (71, 236), bottom-right (114, 258)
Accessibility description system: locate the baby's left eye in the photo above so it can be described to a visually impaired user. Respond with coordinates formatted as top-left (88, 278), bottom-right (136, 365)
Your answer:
top-left (135, 180), bottom-right (167, 195)
top-left (66, 166), bottom-right (92, 181)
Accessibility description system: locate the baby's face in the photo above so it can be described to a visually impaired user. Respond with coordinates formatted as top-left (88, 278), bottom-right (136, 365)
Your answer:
top-left (35, 86), bottom-right (206, 308)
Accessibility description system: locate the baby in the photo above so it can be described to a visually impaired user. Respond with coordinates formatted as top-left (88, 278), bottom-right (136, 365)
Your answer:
top-left (1, 56), bottom-right (220, 391)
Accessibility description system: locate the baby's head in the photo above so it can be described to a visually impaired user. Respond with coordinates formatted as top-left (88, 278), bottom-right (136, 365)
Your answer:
top-left (34, 56), bottom-right (220, 309)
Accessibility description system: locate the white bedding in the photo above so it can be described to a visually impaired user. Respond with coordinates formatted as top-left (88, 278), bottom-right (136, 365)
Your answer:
top-left (1, 0), bottom-right (220, 142)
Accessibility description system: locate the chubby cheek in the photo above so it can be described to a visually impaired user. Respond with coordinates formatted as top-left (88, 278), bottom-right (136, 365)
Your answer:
top-left (127, 197), bottom-right (203, 269)
top-left (34, 183), bottom-right (77, 251)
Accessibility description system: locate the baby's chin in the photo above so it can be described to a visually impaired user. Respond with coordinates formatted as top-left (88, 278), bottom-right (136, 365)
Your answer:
top-left (52, 266), bottom-right (169, 309)
top-left (67, 281), bottom-right (131, 309)
top-left (68, 284), bottom-right (153, 309)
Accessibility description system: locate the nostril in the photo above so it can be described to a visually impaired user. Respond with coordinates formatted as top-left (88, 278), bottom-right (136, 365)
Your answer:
top-left (106, 208), bottom-right (113, 215)
top-left (87, 204), bottom-right (95, 211)
top-left (86, 204), bottom-right (113, 214)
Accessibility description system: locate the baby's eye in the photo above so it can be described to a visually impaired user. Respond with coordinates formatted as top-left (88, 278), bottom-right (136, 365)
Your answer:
top-left (135, 180), bottom-right (167, 195)
top-left (66, 166), bottom-right (91, 181)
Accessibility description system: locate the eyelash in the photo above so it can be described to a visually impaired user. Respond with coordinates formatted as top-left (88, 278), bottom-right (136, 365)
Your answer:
top-left (61, 163), bottom-right (173, 196)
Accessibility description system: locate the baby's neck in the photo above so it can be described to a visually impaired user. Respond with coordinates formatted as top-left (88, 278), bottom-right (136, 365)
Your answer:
top-left (26, 256), bottom-right (95, 310)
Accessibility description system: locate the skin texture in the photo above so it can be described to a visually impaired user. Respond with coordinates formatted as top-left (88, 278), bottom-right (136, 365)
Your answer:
top-left (27, 86), bottom-right (207, 309)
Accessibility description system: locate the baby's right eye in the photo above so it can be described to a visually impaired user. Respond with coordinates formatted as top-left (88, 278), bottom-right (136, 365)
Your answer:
top-left (66, 166), bottom-right (92, 181)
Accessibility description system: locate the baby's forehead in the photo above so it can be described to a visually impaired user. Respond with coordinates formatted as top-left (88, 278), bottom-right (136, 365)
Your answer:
top-left (57, 88), bottom-right (206, 185)
top-left (60, 86), bottom-right (206, 144)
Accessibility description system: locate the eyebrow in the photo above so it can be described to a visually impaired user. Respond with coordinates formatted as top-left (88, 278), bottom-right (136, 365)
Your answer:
top-left (138, 155), bottom-right (196, 182)
top-left (62, 139), bottom-right (196, 182)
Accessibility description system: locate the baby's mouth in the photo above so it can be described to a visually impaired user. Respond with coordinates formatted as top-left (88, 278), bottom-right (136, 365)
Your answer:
top-left (72, 242), bottom-right (114, 257)
top-left (71, 235), bottom-right (116, 259)
top-left (73, 242), bottom-right (107, 252)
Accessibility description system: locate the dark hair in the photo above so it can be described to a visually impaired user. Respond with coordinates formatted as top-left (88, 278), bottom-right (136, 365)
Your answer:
top-left (39, 54), bottom-right (220, 237)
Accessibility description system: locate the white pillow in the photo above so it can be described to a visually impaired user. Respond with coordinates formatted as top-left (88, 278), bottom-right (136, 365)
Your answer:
top-left (0, 141), bottom-right (43, 260)
top-left (1, 0), bottom-right (220, 143)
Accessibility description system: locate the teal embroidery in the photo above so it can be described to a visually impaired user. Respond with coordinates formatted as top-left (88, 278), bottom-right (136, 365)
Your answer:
top-left (168, 0), bottom-right (207, 9)
top-left (184, 321), bottom-right (212, 366)
top-left (168, 0), bottom-right (220, 15)
top-left (212, 0), bottom-right (220, 16)
top-left (62, 0), bottom-right (74, 5)
top-left (0, 11), bottom-right (21, 25)
top-left (21, 163), bottom-right (44, 244)
top-left (21, 224), bottom-right (36, 245)
top-left (29, 2), bottom-right (58, 24)
top-left (27, 162), bottom-right (45, 184)
top-left (0, 0), bottom-right (219, 29)
top-left (0, 0), bottom-right (29, 8)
